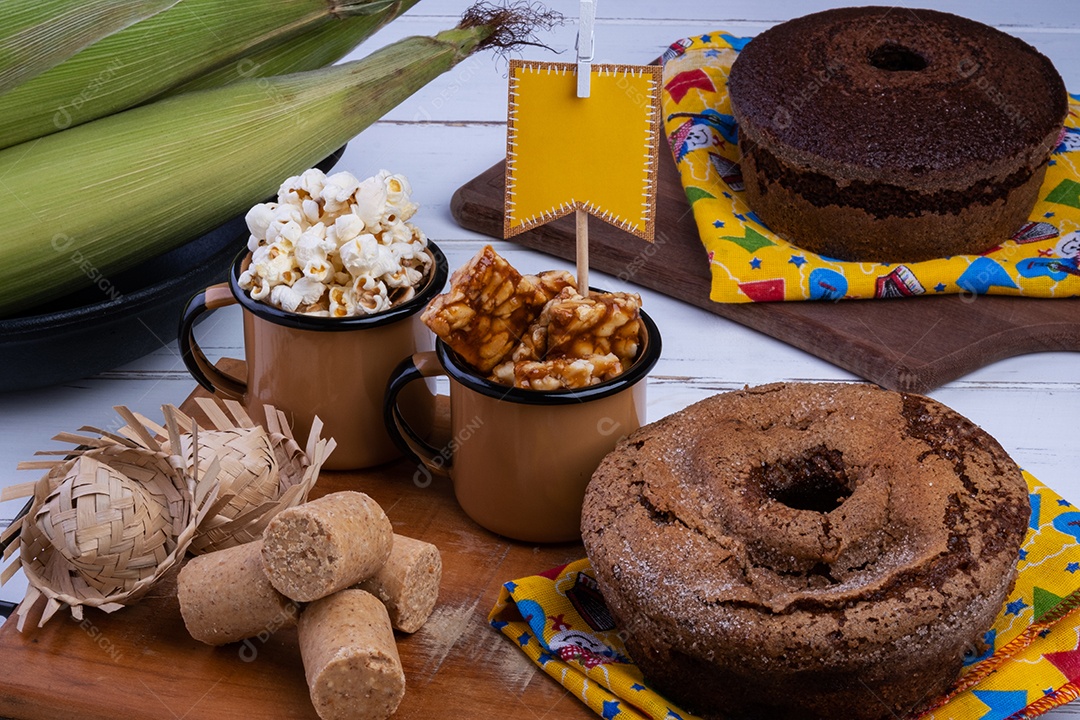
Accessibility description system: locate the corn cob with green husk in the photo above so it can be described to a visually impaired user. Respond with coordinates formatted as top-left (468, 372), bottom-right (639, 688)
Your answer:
top-left (166, 0), bottom-right (421, 96)
top-left (0, 0), bottom-right (179, 97)
top-left (0, 4), bottom-right (559, 317)
top-left (0, 0), bottom-right (414, 151)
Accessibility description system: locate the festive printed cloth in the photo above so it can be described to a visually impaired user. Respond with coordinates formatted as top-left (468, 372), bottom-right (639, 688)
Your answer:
top-left (660, 32), bottom-right (1080, 303)
top-left (488, 471), bottom-right (1080, 720)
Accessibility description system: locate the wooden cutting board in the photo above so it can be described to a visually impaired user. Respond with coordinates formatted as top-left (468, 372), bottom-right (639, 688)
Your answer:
top-left (0, 362), bottom-right (594, 720)
top-left (451, 149), bottom-right (1080, 393)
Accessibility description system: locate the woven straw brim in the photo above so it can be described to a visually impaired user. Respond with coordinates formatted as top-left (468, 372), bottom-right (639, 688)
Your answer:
top-left (0, 405), bottom-right (217, 630)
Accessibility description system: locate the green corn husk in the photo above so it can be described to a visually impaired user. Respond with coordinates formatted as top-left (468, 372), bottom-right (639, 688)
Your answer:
top-left (0, 0), bottom-right (179, 98)
top-left (0, 0), bottom-right (408, 151)
top-left (166, 0), bottom-right (421, 96)
top-left (0, 18), bottom-right (515, 316)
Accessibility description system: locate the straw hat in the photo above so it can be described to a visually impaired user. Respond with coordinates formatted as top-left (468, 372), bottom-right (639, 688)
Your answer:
top-left (0, 401), bottom-right (335, 630)
top-left (35, 454), bottom-right (172, 593)
top-left (167, 398), bottom-right (335, 554)
top-left (0, 406), bottom-right (214, 630)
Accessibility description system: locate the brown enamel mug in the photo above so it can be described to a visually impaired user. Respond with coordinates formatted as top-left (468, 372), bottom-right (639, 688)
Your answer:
top-left (179, 242), bottom-right (448, 470)
top-left (384, 309), bottom-right (661, 543)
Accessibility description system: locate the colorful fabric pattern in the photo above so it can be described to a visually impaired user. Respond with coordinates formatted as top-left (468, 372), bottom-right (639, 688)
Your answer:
top-left (659, 32), bottom-right (1080, 303)
top-left (488, 471), bottom-right (1080, 719)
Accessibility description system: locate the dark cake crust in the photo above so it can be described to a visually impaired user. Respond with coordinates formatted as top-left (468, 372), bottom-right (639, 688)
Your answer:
top-left (726, 7), bottom-right (1067, 262)
top-left (580, 383), bottom-right (1030, 720)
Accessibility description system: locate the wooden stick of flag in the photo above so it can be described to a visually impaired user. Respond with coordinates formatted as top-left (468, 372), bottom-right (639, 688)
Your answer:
top-left (575, 0), bottom-right (595, 296)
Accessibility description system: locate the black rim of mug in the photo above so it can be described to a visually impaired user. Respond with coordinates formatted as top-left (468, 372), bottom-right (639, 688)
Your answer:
top-left (434, 307), bottom-right (662, 406)
top-left (226, 239), bottom-right (448, 331)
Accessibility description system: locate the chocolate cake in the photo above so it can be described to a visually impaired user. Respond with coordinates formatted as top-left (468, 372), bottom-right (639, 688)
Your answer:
top-left (580, 382), bottom-right (1030, 720)
top-left (726, 7), bottom-right (1067, 262)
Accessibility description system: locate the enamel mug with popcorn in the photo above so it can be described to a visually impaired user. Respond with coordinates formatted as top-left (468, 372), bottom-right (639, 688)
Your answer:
top-left (180, 244), bottom-right (447, 470)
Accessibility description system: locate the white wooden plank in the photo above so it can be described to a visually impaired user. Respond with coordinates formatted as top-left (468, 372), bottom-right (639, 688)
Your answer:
top-left (402, 0), bottom-right (1072, 29)
top-left (344, 17), bottom-right (1080, 126)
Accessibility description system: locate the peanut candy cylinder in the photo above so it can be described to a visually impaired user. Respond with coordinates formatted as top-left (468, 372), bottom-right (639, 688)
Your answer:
top-left (299, 589), bottom-right (405, 720)
top-left (177, 539), bottom-right (298, 646)
top-left (261, 491), bottom-right (393, 602)
top-left (356, 533), bottom-right (442, 633)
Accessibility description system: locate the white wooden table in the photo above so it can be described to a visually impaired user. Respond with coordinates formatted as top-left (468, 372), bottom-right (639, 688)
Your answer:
top-left (1, 0), bottom-right (1077, 716)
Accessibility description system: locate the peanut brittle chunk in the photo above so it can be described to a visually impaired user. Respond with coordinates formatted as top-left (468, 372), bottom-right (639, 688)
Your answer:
top-left (421, 246), bottom-right (641, 390)
top-left (513, 354), bottom-right (624, 391)
top-left (544, 288), bottom-right (642, 366)
top-left (492, 288), bottom-right (643, 390)
top-left (523, 269), bottom-right (577, 304)
top-left (421, 246), bottom-right (565, 372)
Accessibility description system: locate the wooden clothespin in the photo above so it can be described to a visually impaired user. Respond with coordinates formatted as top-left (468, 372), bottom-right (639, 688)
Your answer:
top-left (575, 0), bottom-right (596, 293)
top-left (576, 0), bottom-right (596, 98)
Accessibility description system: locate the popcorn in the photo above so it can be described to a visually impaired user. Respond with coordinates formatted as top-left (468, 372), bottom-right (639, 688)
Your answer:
top-left (384, 219), bottom-right (413, 245)
top-left (292, 276), bottom-right (328, 305)
top-left (351, 175), bottom-right (388, 229)
top-left (301, 198), bottom-right (321, 225)
top-left (333, 213), bottom-right (365, 245)
top-left (242, 273), bottom-right (270, 302)
top-left (352, 275), bottom-right (392, 314)
top-left (278, 168), bottom-right (327, 206)
top-left (389, 226), bottom-right (433, 266)
top-left (378, 170), bottom-right (419, 223)
top-left (270, 284), bottom-right (304, 313)
top-left (264, 217), bottom-right (302, 247)
top-left (384, 265), bottom-right (423, 289)
top-left (248, 242), bottom-right (299, 287)
top-left (245, 203), bottom-right (277, 244)
top-left (328, 285), bottom-right (356, 318)
top-left (251, 203), bottom-right (304, 249)
top-left (321, 171), bottom-right (362, 215)
top-left (338, 234), bottom-right (399, 279)
top-left (238, 168), bottom-right (430, 317)
top-left (294, 225), bottom-right (335, 283)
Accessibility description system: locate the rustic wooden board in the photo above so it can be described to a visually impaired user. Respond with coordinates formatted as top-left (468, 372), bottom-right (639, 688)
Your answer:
top-left (450, 150), bottom-right (1080, 393)
top-left (0, 360), bottom-right (593, 720)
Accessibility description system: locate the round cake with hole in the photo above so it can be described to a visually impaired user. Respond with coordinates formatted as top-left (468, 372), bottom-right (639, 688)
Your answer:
top-left (580, 382), bottom-right (1030, 720)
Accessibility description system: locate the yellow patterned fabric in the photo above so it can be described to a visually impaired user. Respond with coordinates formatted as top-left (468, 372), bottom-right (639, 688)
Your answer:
top-left (659, 32), bottom-right (1080, 303)
top-left (489, 471), bottom-right (1080, 719)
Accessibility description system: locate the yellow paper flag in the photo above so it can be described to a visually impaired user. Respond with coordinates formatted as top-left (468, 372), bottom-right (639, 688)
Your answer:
top-left (504, 60), bottom-right (662, 241)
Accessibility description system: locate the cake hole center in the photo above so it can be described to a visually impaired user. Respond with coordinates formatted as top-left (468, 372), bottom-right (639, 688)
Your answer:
top-left (868, 43), bottom-right (928, 72)
top-left (756, 447), bottom-right (853, 513)
top-left (769, 474), bottom-right (853, 513)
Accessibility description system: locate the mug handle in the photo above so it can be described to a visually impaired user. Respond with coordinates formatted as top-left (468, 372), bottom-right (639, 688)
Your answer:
top-left (179, 283), bottom-right (247, 399)
top-left (384, 351), bottom-right (451, 478)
